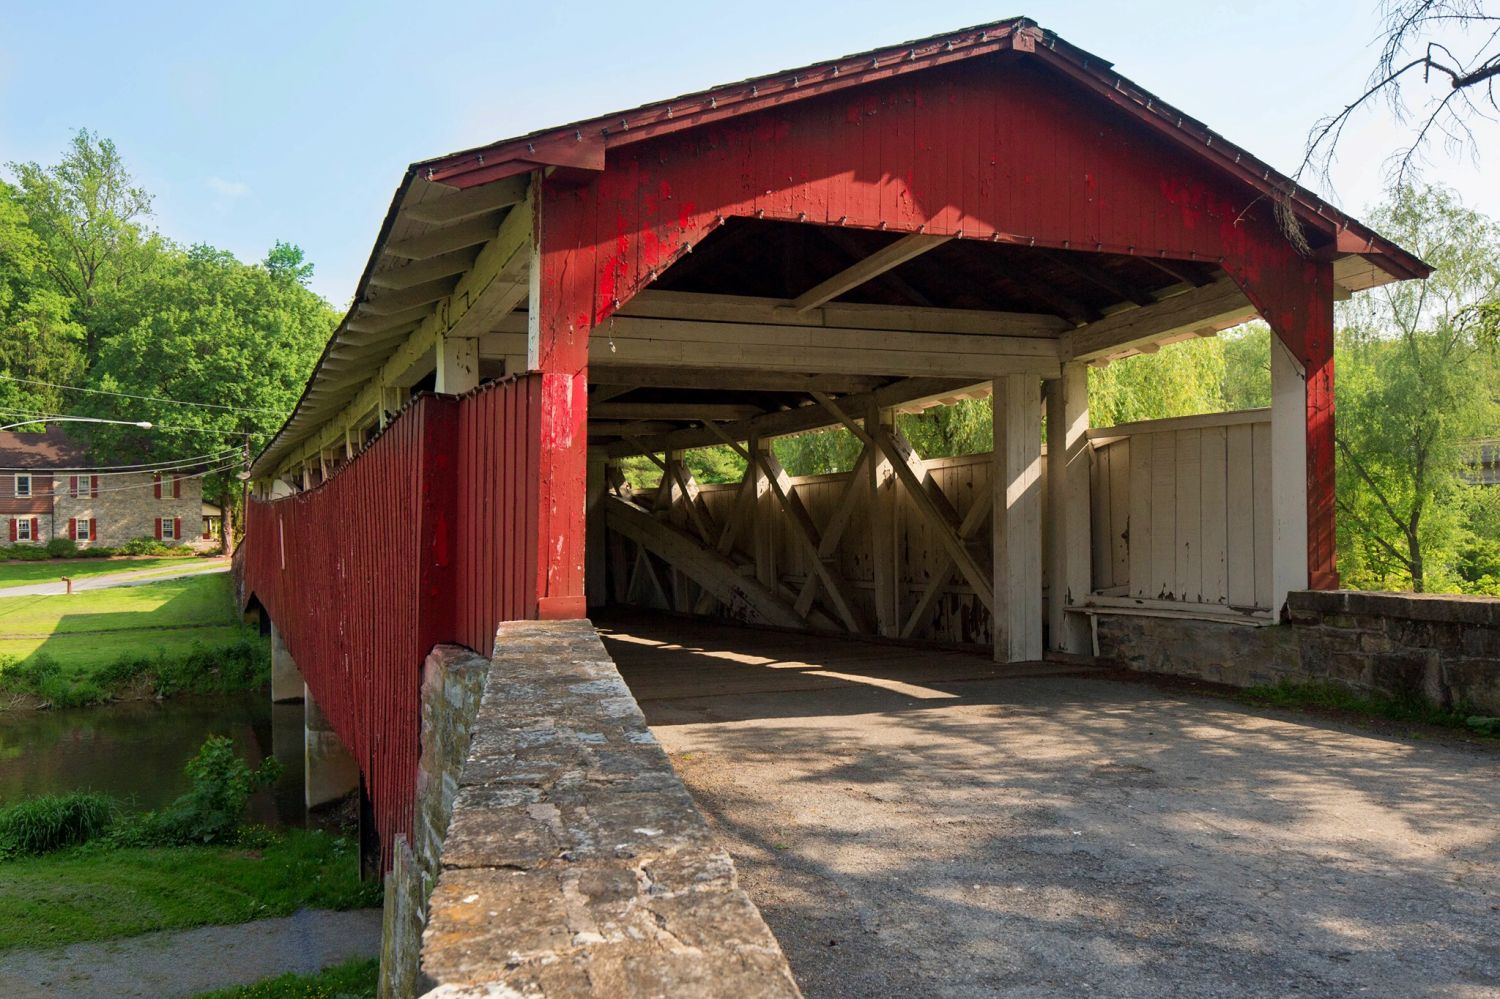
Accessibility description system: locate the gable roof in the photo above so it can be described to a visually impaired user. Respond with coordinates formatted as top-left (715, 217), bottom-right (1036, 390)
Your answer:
top-left (0, 428), bottom-right (90, 471)
top-left (256, 17), bottom-right (1430, 475)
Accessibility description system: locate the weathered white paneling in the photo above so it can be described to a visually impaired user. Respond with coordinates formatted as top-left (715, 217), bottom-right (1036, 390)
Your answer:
top-left (1092, 413), bottom-right (1272, 612)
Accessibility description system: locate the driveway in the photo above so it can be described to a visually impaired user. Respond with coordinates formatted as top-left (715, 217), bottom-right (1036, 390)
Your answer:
top-left (603, 616), bottom-right (1500, 998)
top-left (0, 560), bottom-right (228, 598)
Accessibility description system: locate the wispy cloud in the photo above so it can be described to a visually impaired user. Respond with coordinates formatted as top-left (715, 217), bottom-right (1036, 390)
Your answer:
top-left (206, 176), bottom-right (250, 199)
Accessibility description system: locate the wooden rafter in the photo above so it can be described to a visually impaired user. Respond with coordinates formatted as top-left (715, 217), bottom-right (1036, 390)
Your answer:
top-left (791, 233), bottom-right (952, 312)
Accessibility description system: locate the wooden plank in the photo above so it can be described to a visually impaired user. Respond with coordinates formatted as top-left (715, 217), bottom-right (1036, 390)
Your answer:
top-left (1044, 363), bottom-right (1091, 652)
top-left (792, 234), bottom-right (952, 312)
top-left (622, 289), bottom-right (1070, 337)
top-left (792, 447), bottom-right (870, 619)
top-left (1090, 442), bottom-right (1112, 591)
top-left (404, 176), bottom-right (528, 225)
top-left (867, 403), bottom-right (899, 638)
top-left (1226, 424), bottom-right (1257, 608)
top-left (993, 374), bottom-right (1043, 662)
top-left (586, 366), bottom-right (886, 395)
top-left (1087, 406), bottom-right (1271, 441)
top-left (1127, 433), bottom-right (1153, 599)
top-left (1108, 439), bottom-right (1130, 588)
top-left (605, 495), bottom-right (805, 627)
top-left (1148, 432), bottom-right (1177, 600)
top-left (1252, 421), bottom-right (1274, 611)
top-left (1200, 426), bottom-right (1228, 605)
top-left (1174, 429), bottom-right (1202, 604)
top-left (367, 249), bottom-right (479, 291)
top-left (383, 215), bottom-right (502, 260)
top-left (1059, 277), bottom-right (1254, 363)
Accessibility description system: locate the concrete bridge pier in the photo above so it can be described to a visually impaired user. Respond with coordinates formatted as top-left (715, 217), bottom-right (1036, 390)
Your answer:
top-left (270, 622), bottom-right (304, 703)
top-left (304, 684), bottom-right (360, 811)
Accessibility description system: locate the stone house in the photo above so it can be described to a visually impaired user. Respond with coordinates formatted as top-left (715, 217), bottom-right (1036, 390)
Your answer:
top-left (1, 428), bottom-right (218, 550)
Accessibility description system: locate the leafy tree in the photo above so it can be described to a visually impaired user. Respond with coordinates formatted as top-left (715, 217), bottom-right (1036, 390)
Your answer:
top-left (7, 130), bottom-right (154, 362)
top-left (1334, 184), bottom-right (1500, 592)
top-left (1088, 336), bottom-right (1228, 428)
top-left (0, 182), bottom-right (87, 417)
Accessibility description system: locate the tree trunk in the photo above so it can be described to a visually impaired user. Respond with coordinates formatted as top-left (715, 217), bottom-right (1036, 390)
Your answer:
top-left (221, 489), bottom-right (235, 558)
top-left (1408, 534), bottom-right (1424, 593)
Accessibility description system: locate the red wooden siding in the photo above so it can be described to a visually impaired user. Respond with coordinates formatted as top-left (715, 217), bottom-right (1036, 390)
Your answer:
top-left (535, 57), bottom-right (1339, 586)
top-left (241, 375), bottom-right (541, 867)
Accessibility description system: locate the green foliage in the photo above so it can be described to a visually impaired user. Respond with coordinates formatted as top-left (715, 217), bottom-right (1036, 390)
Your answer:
top-left (1, 130), bottom-right (335, 525)
top-left (0, 828), bottom-right (380, 952)
top-left (1334, 185), bottom-right (1500, 593)
top-left (193, 958), bottom-right (379, 999)
top-left (0, 636), bottom-right (269, 708)
top-left (114, 736), bottom-right (282, 847)
top-left (1088, 336), bottom-right (1230, 428)
top-left (0, 544), bottom-right (52, 561)
top-left (43, 537), bottom-right (76, 558)
top-left (117, 536), bottom-right (195, 557)
top-left (0, 792), bottom-right (116, 859)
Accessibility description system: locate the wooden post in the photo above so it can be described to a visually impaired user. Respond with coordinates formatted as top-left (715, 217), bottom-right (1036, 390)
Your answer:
top-left (586, 453), bottom-right (607, 611)
top-left (867, 402), bottom-right (899, 637)
top-left (530, 179), bottom-right (588, 620)
top-left (436, 337), bottom-right (480, 394)
top-left (993, 374), bottom-right (1043, 662)
top-left (1270, 334), bottom-right (1310, 613)
top-left (750, 435), bottom-right (777, 592)
top-left (1045, 363), bottom-right (1091, 653)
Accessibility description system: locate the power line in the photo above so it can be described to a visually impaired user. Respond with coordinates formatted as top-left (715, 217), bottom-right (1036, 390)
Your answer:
top-left (0, 448), bottom-right (241, 473)
top-left (0, 407), bottom-right (261, 439)
top-left (5, 461), bottom-right (244, 500)
top-left (0, 374), bottom-right (285, 416)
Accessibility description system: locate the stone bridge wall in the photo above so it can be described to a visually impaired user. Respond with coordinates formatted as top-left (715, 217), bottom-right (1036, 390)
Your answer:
top-left (1097, 589), bottom-right (1500, 716)
top-left (383, 620), bottom-right (799, 998)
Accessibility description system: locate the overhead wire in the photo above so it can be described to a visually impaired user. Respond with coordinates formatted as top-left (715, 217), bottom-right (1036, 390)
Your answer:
top-left (4, 461), bottom-right (244, 500)
top-left (0, 374), bottom-right (284, 416)
top-left (0, 448), bottom-right (241, 473)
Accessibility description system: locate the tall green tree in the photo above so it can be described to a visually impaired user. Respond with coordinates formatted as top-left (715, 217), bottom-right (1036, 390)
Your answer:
top-left (7, 130), bottom-right (155, 363)
top-left (1335, 185), bottom-right (1500, 592)
top-left (0, 181), bottom-right (87, 418)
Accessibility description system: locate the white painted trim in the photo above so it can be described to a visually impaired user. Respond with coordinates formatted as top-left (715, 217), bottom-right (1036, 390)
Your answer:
top-left (1270, 335), bottom-right (1309, 614)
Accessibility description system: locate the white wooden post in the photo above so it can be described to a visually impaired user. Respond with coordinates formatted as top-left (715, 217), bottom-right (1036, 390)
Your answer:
top-left (436, 337), bottom-right (480, 394)
top-left (1045, 363), bottom-right (1092, 653)
top-left (750, 436), bottom-right (777, 592)
top-left (586, 453), bottom-right (607, 610)
top-left (867, 403), bottom-right (899, 638)
top-left (993, 374), bottom-right (1044, 662)
top-left (1270, 334), bottom-right (1309, 613)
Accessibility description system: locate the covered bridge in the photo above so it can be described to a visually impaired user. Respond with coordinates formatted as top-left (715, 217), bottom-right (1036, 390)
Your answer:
top-left (239, 17), bottom-right (1426, 894)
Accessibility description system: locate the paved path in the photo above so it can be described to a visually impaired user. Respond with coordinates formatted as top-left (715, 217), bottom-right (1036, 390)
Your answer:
top-left (604, 614), bottom-right (1500, 999)
top-left (0, 560), bottom-right (228, 598)
top-left (0, 908), bottom-right (382, 998)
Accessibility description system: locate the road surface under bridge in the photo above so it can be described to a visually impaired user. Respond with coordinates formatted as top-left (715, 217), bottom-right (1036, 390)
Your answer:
top-left (602, 613), bottom-right (1500, 998)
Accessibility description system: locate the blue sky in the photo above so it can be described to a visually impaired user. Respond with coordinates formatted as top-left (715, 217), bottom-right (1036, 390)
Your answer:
top-left (3, 2), bottom-right (1496, 305)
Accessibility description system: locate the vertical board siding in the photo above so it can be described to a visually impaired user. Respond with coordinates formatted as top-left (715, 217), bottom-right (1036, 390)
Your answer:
top-left (242, 375), bottom-right (540, 869)
top-left (1091, 415), bottom-right (1272, 611)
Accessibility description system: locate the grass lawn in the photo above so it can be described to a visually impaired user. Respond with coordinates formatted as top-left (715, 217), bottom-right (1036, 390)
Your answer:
top-left (0, 829), bottom-right (382, 952)
top-left (193, 958), bottom-right (378, 999)
top-left (0, 574), bottom-right (236, 638)
top-left (0, 556), bottom-right (208, 589)
top-left (0, 626), bottom-right (252, 672)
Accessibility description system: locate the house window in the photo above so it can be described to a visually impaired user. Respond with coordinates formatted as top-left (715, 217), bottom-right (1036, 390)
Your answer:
top-left (15, 474), bottom-right (31, 498)
top-left (76, 519), bottom-right (91, 541)
top-left (161, 518), bottom-right (176, 540)
top-left (16, 518), bottom-right (32, 541)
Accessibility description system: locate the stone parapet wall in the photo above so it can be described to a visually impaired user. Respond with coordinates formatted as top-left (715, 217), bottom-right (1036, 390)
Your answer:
top-left (381, 644), bottom-right (490, 999)
top-left (418, 620), bottom-right (799, 997)
top-left (1097, 589), bottom-right (1500, 715)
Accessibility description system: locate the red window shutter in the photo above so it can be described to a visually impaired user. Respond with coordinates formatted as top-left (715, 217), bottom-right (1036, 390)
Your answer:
top-left (90, 518), bottom-right (97, 541)
top-left (69, 475), bottom-right (78, 498)
top-left (90, 475), bottom-right (99, 498)
top-left (173, 517), bottom-right (182, 540)
top-left (30, 517), bottom-right (38, 539)
top-left (154, 475), bottom-right (162, 499)
top-left (8, 519), bottom-right (15, 542)
top-left (173, 476), bottom-right (181, 499)
top-left (154, 517), bottom-right (162, 540)
top-left (68, 518), bottom-right (76, 540)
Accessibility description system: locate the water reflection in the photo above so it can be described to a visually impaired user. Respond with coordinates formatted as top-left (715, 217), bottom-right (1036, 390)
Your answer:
top-left (0, 690), bottom-right (307, 827)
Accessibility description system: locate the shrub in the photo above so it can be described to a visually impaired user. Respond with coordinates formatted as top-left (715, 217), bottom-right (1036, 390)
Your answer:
top-left (44, 538), bottom-right (77, 558)
top-left (0, 544), bottom-right (50, 561)
top-left (0, 792), bottom-right (116, 858)
top-left (116, 736), bottom-right (282, 847)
